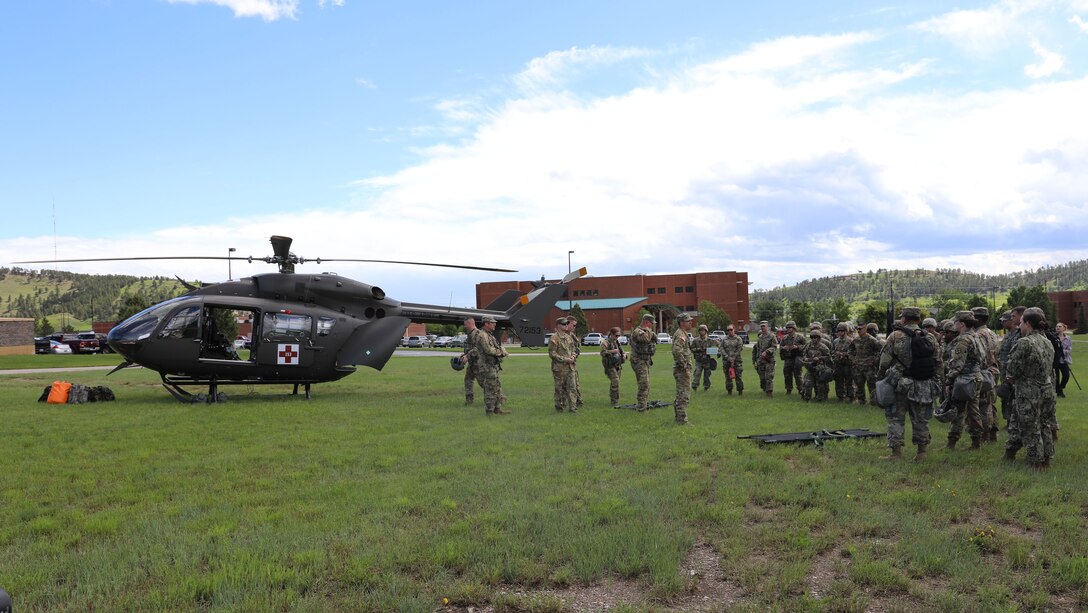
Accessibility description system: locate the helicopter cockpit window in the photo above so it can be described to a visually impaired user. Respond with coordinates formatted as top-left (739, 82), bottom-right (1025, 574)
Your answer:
top-left (317, 317), bottom-right (336, 336)
top-left (264, 312), bottom-right (312, 339)
top-left (158, 306), bottom-right (201, 339)
top-left (110, 296), bottom-right (189, 342)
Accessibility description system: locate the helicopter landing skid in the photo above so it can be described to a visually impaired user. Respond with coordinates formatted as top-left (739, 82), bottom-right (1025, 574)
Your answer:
top-left (161, 375), bottom-right (314, 403)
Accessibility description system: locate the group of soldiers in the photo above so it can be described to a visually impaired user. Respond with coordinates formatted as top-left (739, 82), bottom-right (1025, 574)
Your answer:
top-left (750, 319), bottom-right (884, 403)
top-left (454, 305), bottom-right (1065, 465)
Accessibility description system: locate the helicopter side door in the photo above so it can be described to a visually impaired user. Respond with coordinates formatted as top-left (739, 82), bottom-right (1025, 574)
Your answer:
top-left (154, 304), bottom-right (203, 369)
top-left (255, 311), bottom-right (314, 368)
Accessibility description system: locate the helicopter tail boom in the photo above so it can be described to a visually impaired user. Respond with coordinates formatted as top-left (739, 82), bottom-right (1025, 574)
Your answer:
top-left (398, 283), bottom-right (567, 347)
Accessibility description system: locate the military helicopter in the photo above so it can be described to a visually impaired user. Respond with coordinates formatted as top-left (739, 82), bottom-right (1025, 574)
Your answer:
top-left (17, 235), bottom-right (582, 402)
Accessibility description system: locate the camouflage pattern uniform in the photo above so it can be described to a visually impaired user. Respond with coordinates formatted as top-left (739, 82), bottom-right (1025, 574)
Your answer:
top-left (975, 320), bottom-right (1001, 438)
top-left (998, 324), bottom-right (1020, 424)
top-left (672, 324), bottom-right (693, 423)
top-left (752, 327), bottom-right (778, 395)
top-left (778, 326), bottom-right (806, 395)
top-left (629, 323), bottom-right (657, 411)
top-left (475, 327), bottom-right (507, 414)
top-left (800, 334), bottom-right (831, 401)
top-left (831, 327), bottom-right (855, 402)
top-left (719, 331), bottom-right (745, 395)
top-left (877, 316), bottom-right (939, 455)
top-left (849, 329), bottom-right (883, 405)
top-left (1005, 330), bottom-right (1056, 465)
top-left (690, 329), bottom-right (716, 391)
top-left (463, 327), bottom-right (481, 404)
top-left (944, 322), bottom-right (985, 446)
top-left (549, 327), bottom-right (580, 412)
top-left (600, 335), bottom-right (625, 408)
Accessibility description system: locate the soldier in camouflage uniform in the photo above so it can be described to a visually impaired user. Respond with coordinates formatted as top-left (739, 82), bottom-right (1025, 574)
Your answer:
top-left (778, 322), bottom-right (805, 395)
top-left (939, 319), bottom-right (957, 402)
top-left (475, 315), bottom-right (510, 415)
top-left (944, 311), bottom-right (986, 449)
top-left (877, 307), bottom-right (940, 461)
top-left (810, 322), bottom-right (833, 350)
top-left (460, 316), bottom-right (481, 405)
top-left (800, 329), bottom-right (832, 401)
top-left (600, 326), bottom-right (625, 408)
top-left (1003, 307), bottom-right (1056, 468)
top-left (719, 325), bottom-right (745, 395)
top-left (752, 321), bottom-right (778, 397)
top-left (997, 307), bottom-right (1024, 428)
top-left (849, 322), bottom-right (883, 406)
top-left (629, 313), bottom-right (657, 411)
top-left (672, 313), bottom-right (695, 424)
top-left (549, 316), bottom-right (580, 412)
top-left (972, 307), bottom-right (1000, 441)
top-left (831, 322), bottom-right (855, 402)
top-left (923, 318), bottom-right (944, 388)
top-left (690, 324), bottom-right (716, 392)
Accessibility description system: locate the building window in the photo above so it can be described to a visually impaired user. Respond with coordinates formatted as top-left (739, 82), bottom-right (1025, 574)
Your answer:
top-left (658, 287), bottom-right (666, 294)
top-left (647, 288), bottom-right (656, 294)
top-left (593, 290), bottom-right (599, 296)
top-left (685, 286), bottom-right (694, 293)
top-left (675, 286), bottom-right (683, 293)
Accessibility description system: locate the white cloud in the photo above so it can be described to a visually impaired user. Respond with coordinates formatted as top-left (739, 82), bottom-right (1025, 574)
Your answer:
top-left (355, 78), bottom-right (376, 89)
top-left (1025, 40), bottom-right (1065, 76)
top-left (513, 45), bottom-right (650, 92)
top-left (318, 0), bottom-right (344, 7)
top-left (167, 0), bottom-right (300, 21)
top-left (1072, 15), bottom-right (1088, 33)
top-left (914, 0), bottom-right (1043, 52)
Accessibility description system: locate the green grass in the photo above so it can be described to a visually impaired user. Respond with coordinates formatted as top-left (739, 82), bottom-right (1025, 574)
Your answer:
top-left (1, 344), bottom-right (1087, 611)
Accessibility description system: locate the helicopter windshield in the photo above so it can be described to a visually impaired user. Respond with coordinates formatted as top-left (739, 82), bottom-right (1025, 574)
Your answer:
top-left (109, 296), bottom-right (191, 343)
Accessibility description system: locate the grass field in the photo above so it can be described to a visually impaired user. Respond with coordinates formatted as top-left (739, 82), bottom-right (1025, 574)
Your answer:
top-left (2, 343), bottom-right (1086, 612)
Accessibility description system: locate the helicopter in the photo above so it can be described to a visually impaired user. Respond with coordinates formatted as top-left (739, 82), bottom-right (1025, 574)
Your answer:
top-left (17, 235), bottom-right (583, 402)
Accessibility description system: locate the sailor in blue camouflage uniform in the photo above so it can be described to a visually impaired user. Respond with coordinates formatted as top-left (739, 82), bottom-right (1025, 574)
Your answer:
top-left (877, 307), bottom-right (940, 461)
top-left (778, 322), bottom-right (805, 396)
top-left (1003, 307), bottom-right (1057, 469)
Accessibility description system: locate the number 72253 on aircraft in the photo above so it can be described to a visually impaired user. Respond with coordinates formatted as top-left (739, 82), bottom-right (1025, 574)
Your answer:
top-left (17, 236), bottom-right (583, 402)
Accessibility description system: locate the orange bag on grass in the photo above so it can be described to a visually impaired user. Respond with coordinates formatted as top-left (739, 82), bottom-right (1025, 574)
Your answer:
top-left (47, 381), bottom-right (71, 404)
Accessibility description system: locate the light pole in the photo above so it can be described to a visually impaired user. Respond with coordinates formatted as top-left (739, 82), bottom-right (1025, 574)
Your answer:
top-left (228, 247), bottom-right (236, 281)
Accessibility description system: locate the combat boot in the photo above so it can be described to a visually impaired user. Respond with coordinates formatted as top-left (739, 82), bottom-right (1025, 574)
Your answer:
top-left (786, 388), bottom-right (792, 395)
top-left (727, 388), bottom-right (733, 396)
top-left (737, 389), bottom-right (743, 396)
top-left (969, 436), bottom-right (982, 450)
top-left (765, 390), bottom-right (773, 398)
top-left (882, 446), bottom-right (903, 460)
top-left (1003, 447), bottom-right (1018, 461)
top-left (493, 407), bottom-right (511, 415)
top-left (555, 405), bottom-right (564, 413)
top-left (913, 444), bottom-right (928, 461)
top-left (945, 436), bottom-right (958, 450)
top-left (1052, 427), bottom-right (1059, 442)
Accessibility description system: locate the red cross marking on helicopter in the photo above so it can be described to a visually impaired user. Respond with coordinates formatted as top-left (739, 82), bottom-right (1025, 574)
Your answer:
top-left (277, 344), bottom-right (299, 365)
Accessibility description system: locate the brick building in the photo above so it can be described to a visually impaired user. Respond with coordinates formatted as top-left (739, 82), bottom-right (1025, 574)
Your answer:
top-left (0, 317), bottom-right (35, 356)
top-left (477, 271), bottom-right (750, 334)
top-left (1049, 290), bottom-right (1088, 331)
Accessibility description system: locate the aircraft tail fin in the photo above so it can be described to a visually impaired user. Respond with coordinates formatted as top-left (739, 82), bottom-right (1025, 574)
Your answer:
top-left (504, 283), bottom-right (567, 347)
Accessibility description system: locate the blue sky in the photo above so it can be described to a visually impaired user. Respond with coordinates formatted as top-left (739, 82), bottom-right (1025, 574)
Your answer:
top-left (3, 0), bottom-right (1087, 306)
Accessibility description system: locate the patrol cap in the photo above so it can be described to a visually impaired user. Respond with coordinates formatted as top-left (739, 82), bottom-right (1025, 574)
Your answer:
top-left (999, 310), bottom-right (1013, 322)
top-left (922, 318), bottom-right (937, 328)
top-left (642, 313), bottom-right (655, 321)
top-left (698, 324), bottom-right (708, 331)
top-left (785, 321), bottom-right (796, 328)
top-left (555, 317), bottom-right (570, 325)
top-left (954, 310), bottom-right (975, 325)
top-left (677, 313), bottom-right (694, 322)
top-left (971, 306), bottom-right (989, 320)
top-left (481, 315), bottom-right (497, 324)
top-left (941, 319), bottom-right (956, 332)
top-left (759, 320), bottom-right (769, 326)
top-left (899, 306), bottom-right (922, 320)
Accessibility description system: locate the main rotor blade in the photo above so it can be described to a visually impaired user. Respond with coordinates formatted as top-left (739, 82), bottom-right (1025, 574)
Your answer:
top-left (314, 258), bottom-right (517, 273)
top-left (14, 256), bottom-right (240, 264)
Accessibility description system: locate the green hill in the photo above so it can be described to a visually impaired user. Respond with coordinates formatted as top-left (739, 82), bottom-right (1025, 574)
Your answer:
top-left (0, 267), bottom-right (189, 327)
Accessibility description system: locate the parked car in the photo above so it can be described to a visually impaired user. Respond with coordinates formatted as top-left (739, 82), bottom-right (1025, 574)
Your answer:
top-left (582, 332), bottom-right (604, 346)
top-left (738, 331), bottom-right (750, 343)
top-left (406, 336), bottom-right (431, 348)
top-left (400, 337), bottom-right (411, 347)
top-left (448, 334), bottom-right (468, 348)
top-left (656, 333), bottom-right (672, 344)
top-left (617, 335), bottom-right (628, 345)
top-left (36, 338), bottom-right (73, 354)
top-left (432, 336), bottom-right (454, 348)
top-left (48, 333), bottom-right (99, 354)
top-left (544, 333), bottom-right (554, 345)
top-left (95, 333), bottom-right (114, 353)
